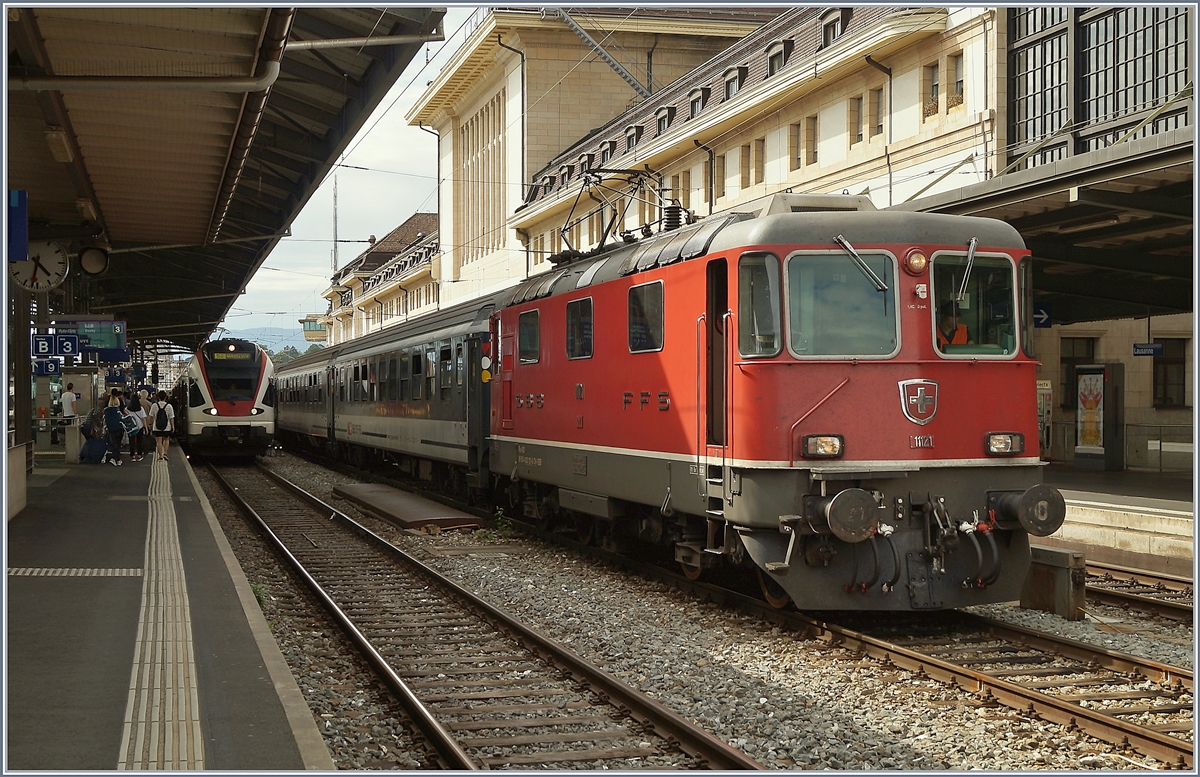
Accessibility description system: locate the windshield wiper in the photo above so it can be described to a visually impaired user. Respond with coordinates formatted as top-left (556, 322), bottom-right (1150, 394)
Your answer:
top-left (956, 237), bottom-right (978, 302)
top-left (833, 235), bottom-right (888, 292)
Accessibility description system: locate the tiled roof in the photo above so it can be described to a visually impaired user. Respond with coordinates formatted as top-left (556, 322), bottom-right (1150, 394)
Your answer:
top-left (524, 7), bottom-right (903, 200)
top-left (335, 212), bottom-right (438, 279)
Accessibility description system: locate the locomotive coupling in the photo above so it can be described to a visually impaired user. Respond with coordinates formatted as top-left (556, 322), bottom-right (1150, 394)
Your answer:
top-left (989, 484), bottom-right (1066, 537)
top-left (806, 488), bottom-right (880, 543)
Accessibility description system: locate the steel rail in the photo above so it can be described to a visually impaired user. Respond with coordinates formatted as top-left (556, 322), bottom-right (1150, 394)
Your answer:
top-left (272, 446), bottom-right (1194, 768)
top-left (793, 613), bottom-right (1193, 769)
top-left (255, 463), bottom-right (767, 771)
top-left (206, 463), bottom-right (479, 770)
top-left (1086, 561), bottom-right (1193, 622)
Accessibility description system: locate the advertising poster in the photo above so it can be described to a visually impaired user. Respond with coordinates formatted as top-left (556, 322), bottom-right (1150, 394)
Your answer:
top-left (1075, 371), bottom-right (1104, 451)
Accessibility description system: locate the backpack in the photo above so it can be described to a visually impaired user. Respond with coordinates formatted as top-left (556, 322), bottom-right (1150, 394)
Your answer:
top-left (154, 402), bottom-right (169, 431)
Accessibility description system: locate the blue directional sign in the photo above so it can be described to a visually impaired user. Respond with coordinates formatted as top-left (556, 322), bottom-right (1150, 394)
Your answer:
top-left (55, 334), bottom-right (79, 356)
top-left (1032, 302), bottom-right (1052, 328)
top-left (33, 359), bottom-right (60, 376)
top-left (97, 348), bottom-right (131, 364)
top-left (9, 190), bottom-right (28, 262)
top-left (105, 366), bottom-right (127, 383)
top-left (32, 334), bottom-right (54, 357)
top-left (132, 364), bottom-right (147, 380)
top-left (1133, 342), bottom-right (1164, 357)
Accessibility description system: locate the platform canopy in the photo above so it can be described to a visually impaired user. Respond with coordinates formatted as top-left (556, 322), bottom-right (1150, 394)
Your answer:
top-left (892, 127), bottom-right (1193, 326)
top-left (8, 6), bottom-right (444, 352)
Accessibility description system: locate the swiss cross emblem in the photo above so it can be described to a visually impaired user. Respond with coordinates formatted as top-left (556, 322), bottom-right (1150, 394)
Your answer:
top-left (899, 379), bottom-right (939, 425)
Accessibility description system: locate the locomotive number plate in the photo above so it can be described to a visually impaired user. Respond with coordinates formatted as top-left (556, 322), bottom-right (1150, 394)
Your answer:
top-left (909, 435), bottom-right (934, 449)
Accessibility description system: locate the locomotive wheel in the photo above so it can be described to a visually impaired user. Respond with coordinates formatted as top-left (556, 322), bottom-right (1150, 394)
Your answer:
top-left (756, 567), bottom-right (792, 609)
top-left (680, 561), bottom-right (703, 581)
top-left (574, 513), bottom-right (595, 545)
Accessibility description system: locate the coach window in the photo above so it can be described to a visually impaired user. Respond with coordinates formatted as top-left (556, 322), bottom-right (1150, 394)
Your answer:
top-left (352, 363), bottom-right (361, 401)
top-left (388, 356), bottom-right (399, 400)
top-left (411, 352), bottom-right (423, 399)
top-left (425, 350), bottom-right (437, 398)
top-left (455, 342), bottom-right (465, 385)
top-left (439, 345), bottom-right (453, 395)
top-left (930, 251), bottom-right (1017, 357)
top-left (566, 297), bottom-right (593, 359)
top-left (518, 310), bottom-right (540, 364)
top-left (787, 251), bottom-right (898, 357)
top-left (628, 281), bottom-right (664, 353)
top-left (738, 253), bottom-right (782, 357)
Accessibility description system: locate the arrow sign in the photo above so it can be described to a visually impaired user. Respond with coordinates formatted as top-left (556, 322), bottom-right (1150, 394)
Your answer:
top-left (1032, 302), bottom-right (1052, 328)
top-left (32, 359), bottom-right (60, 376)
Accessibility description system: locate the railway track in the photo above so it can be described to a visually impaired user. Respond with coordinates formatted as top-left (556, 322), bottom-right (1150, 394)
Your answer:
top-left (1086, 561), bottom-right (1194, 622)
top-left (273, 448), bottom-right (1193, 767)
top-left (207, 461), bottom-right (763, 771)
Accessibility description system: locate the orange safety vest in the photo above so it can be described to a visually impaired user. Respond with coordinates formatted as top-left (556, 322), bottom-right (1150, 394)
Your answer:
top-left (937, 323), bottom-right (969, 346)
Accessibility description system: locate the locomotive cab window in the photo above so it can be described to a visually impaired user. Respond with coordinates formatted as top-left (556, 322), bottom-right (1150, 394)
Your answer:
top-left (931, 251), bottom-right (1017, 357)
top-left (566, 297), bottom-right (593, 359)
top-left (628, 281), bottom-right (664, 353)
top-left (518, 310), bottom-right (540, 364)
top-left (787, 251), bottom-right (898, 357)
top-left (188, 379), bottom-right (205, 407)
top-left (738, 253), bottom-right (781, 357)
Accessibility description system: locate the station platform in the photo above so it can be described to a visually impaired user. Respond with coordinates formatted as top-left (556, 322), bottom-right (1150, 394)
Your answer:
top-left (6, 453), bottom-right (332, 771)
top-left (1040, 463), bottom-right (1194, 578)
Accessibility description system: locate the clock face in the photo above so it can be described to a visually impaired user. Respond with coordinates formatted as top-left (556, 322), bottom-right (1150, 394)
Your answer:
top-left (10, 240), bottom-right (69, 291)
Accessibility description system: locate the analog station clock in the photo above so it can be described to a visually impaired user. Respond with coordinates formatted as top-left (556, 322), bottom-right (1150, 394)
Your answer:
top-left (9, 240), bottom-right (69, 291)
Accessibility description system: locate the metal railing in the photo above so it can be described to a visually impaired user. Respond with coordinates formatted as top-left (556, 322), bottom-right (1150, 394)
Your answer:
top-left (1126, 423), bottom-right (1194, 474)
top-left (1048, 422), bottom-right (1193, 473)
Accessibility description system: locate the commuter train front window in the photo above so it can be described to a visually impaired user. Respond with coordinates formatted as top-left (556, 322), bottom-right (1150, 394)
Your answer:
top-left (518, 310), bottom-right (540, 364)
top-left (566, 297), bottom-right (593, 359)
top-left (628, 281), bottom-right (664, 353)
top-left (737, 253), bottom-right (782, 357)
top-left (786, 251), bottom-right (898, 357)
top-left (930, 251), bottom-right (1018, 357)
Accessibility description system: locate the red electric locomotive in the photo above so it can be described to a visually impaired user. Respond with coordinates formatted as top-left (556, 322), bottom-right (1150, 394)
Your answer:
top-left (490, 193), bottom-right (1065, 611)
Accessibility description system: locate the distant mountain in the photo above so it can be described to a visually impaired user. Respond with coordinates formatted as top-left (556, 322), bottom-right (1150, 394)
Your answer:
top-left (223, 327), bottom-right (310, 353)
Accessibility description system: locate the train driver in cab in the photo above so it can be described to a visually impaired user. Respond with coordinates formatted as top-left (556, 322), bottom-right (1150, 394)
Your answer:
top-left (936, 300), bottom-right (973, 350)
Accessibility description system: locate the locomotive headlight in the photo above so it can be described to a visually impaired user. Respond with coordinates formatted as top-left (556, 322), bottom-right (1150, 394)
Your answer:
top-left (207, 407), bottom-right (219, 415)
top-left (986, 432), bottom-right (1025, 455)
top-left (903, 249), bottom-right (928, 275)
top-left (803, 434), bottom-right (844, 458)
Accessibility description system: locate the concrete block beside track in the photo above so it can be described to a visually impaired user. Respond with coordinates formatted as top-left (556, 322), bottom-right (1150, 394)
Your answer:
top-left (332, 483), bottom-right (484, 531)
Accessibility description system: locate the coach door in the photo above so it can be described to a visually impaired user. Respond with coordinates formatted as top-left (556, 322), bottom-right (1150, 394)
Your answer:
top-left (500, 322), bottom-right (515, 430)
top-left (698, 258), bottom-right (730, 521)
top-left (705, 258), bottom-right (729, 448)
top-left (326, 365), bottom-right (336, 441)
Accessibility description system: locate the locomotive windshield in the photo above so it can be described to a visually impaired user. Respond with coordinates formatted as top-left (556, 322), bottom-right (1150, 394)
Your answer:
top-left (786, 252), bottom-right (898, 357)
top-left (931, 253), bottom-right (1017, 356)
top-left (202, 341), bottom-right (261, 401)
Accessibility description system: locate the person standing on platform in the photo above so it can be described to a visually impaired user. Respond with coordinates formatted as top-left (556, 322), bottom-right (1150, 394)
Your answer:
top-left (61, 383), bottom-right (77, 420)
top-left (150, 390), bottom-right (175, 462)
top-left (126, 396), bottom-right (147, 462)
top-left (102, 395), bottom-right (125, 466)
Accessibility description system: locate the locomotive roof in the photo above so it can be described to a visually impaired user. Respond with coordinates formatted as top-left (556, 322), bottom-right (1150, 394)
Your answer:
top-left (501, 195), bottom-right (1025, 309)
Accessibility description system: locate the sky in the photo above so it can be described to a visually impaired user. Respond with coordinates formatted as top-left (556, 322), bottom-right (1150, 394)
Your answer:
top-left (223, 6), bottom-right (477, 342)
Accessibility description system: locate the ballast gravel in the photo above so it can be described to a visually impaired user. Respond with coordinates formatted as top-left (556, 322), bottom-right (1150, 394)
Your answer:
top-left (248, 452), bottom-right (1193, 770)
